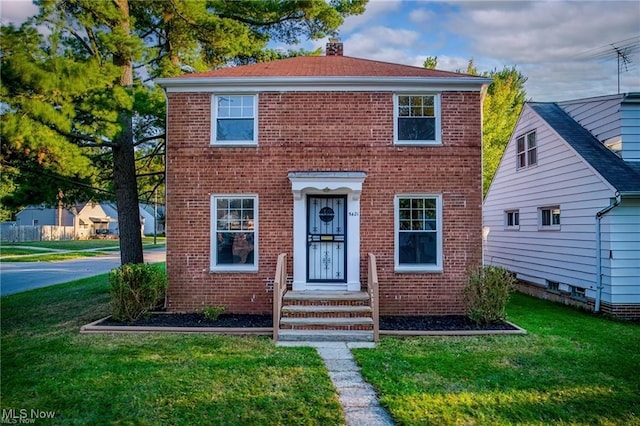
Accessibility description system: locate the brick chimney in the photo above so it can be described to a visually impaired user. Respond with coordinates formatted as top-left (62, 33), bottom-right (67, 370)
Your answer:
top-left (326, 38), bottom-right (343, 56)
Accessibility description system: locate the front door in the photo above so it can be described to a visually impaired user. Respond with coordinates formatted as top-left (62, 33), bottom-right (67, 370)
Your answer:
top-left (307, 195), bottom-right (347, 283)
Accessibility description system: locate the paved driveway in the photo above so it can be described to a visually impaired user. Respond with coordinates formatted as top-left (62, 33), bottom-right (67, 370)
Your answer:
top-left (0, 249), bottom-right (166, 296)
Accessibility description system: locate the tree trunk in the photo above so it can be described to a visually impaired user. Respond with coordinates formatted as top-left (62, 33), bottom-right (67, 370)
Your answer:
top-left (113, 0), bottom-right (144, 265)
top-left (113, 119), bottom-right (144, 265)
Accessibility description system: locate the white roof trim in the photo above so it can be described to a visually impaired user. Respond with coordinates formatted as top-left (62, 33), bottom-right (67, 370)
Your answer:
top-left (157, 76), bottom-right (491, 93)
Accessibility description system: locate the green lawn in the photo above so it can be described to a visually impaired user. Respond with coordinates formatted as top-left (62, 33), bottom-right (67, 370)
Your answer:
top-left (0, 237), bottom-right (165, 262)
top-left (353, 293), bottom-right (640, 425)
top-left (0, 274), bottom-right (343, 425)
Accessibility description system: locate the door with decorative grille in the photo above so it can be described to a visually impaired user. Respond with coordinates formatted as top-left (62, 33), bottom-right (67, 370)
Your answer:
top-left (307, 195), bottom-right (347, 283)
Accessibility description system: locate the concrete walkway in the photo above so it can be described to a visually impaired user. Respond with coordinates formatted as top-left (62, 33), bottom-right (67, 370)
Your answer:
top-left (278, 341), bottom-right (394, 426)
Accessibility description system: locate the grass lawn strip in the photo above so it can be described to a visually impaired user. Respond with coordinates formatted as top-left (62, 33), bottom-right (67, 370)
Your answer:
top-left (0, 274), bottom-right (344, 425)
top-left (0, 238), bottom-right (165, 262)
top-left (352, 293), bottom-right (640, 425)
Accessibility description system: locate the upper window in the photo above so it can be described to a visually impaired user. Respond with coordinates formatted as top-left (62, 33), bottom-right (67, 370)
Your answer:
top-left (394, 94), bottom-right (441, 145)
top-left (505, 210), bottom-right (520, 229)
top-left (395, 195), bottom-right (443, 272)
top-left (517, 130), bottom-right (537, 169)
top-left (539, 206), bottom-right (560, 230)
top-left (211, 195), bottom-right (258, 272)
top-left (212, 95), bottom-right (257, 145)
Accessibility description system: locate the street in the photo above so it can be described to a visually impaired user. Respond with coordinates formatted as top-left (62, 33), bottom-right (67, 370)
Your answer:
top-left (0, 248), bottom-right (166, 296)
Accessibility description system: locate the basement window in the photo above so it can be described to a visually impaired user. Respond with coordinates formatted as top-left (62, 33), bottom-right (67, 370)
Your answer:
top-left (571, 286), bottom-right (586, 300)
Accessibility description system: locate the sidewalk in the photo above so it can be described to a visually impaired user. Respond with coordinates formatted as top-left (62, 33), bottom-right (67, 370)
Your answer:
top-left (278, 341), bottom-right (394, 426)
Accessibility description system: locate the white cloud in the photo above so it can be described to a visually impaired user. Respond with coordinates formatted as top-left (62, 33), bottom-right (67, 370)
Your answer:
top-left (440, 0), bottom-right (640, 100)
top-left (344, 26), bottom-right (421, 60)
top-left (0, 0), bottom-right (39, 25)
top-left (339, 0), bottom-right (403, 33)
top-left (450, 1), bottom-right (639, 64)
top-left (408, 8), bottom-right (434, 24)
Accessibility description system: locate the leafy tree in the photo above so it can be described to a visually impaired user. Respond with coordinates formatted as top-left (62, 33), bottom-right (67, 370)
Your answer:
top-left (423, 55), bottom-right (438, 69)
top-left (424, 57), bottom-right (527, 196)
top-left (482, 67), bottom-right (527, 195)
top-left (1, 0), bottom-right (366, 264)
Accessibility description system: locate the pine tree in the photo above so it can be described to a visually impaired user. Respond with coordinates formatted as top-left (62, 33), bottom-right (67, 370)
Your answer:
top-left (1, 0), bottom-right (366, 264)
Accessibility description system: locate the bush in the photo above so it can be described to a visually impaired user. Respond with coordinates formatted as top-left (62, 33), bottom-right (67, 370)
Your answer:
top-left (463, 265), bottom-right (516, 324)
top-left (203, 305), bottom-right (226, 321)
top-left (110, 263), bottom-right (167, 322)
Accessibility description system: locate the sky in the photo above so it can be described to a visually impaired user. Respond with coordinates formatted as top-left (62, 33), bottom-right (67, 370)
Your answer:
top-left (2, 0), bottom-right (638, 101)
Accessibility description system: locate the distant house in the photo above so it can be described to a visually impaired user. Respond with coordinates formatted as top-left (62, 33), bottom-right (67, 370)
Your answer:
top-left (14, 201), bottom-right (164, 238)
top-left (483, 93), bottom-right (640, 319)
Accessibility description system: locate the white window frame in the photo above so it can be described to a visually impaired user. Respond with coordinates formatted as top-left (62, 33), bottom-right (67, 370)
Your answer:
top-left (504, 210), bottom-right (520, 230)
top-left (210, 194), bottom-right (258, 272)
top-left (211, 94), bottom-right (258, 146)
top-left (538, 206), bottom-right (560, 230)
top-left (394, 194), bottom-right (443, 273)
top-left (516, 130), bottom-right (537, 169)
top-left (393, 94), bottom-right (441, 145)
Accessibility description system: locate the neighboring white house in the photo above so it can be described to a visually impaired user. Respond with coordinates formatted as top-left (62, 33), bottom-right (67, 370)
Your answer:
top-left (14, 201), bottom-right (164, 239)
top-left (483, 93), bottom-right (640, 319)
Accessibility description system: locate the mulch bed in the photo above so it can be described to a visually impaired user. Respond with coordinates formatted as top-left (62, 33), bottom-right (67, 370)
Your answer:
top-left (96, 313), bottom-right (518, 331)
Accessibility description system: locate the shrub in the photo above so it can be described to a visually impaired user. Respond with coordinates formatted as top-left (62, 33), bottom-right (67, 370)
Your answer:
top-left (463, 265), bottom-right (516, 324)
top-left (203, 305), bottom-right (226, 321)
top-left (110, 263), bottom-right (167, 322)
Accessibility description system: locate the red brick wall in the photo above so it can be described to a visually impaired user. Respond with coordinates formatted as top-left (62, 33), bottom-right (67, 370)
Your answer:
top-left (165, 91), bottom-right (483, 315)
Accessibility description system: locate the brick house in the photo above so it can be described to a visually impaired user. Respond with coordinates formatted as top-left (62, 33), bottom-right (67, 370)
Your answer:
top-left (157, 41), bottom-right (490, 336)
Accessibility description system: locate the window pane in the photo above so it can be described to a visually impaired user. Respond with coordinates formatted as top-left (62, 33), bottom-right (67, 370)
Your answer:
top-left (217, 231), bottom-right (255, 265)
top-left (215, 196), bottom-right (256, 266)
top-left (399, 232), bottom-right (437, 265)
top-left (528, 148), bottom-right (537, 165)
top-left (398, 117), bottom-right (435, 141)
top-left (398, 106), bottom-right (410, 117)
top-left (217, 119), bottom-right (254, 141)
top-left (542, 209), bottom-right (551, 226)
top-left (527, 132), bottom-right (536, 148)
top-left (410, 96), bottom-right (424, 107)
top-left (517, 137), bottom-right (525, 153)
top-left (398, 96), bottom-right (409, 106)
top-left (552, 209), bottom-right (560, 225)
top-left (518, 153), bottom-right (526, 168)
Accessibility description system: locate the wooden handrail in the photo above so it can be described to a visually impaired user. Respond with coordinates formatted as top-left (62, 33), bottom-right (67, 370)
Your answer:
top-left (367, 253), bottom-right (380, 343)
top-left (272, 253), bottom-right (288, 342)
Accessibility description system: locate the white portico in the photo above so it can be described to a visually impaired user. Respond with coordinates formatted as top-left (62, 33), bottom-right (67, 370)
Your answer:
top-left (288, 172), bottom-right (366, 291)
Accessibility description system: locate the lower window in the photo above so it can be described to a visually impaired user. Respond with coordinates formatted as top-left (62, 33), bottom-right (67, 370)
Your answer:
top-left (539, 206), bottom-right (560, 229)
top-left (211, 195), bottom-right (258, 271)
top-left (395, 195), bottom-right (443, 272)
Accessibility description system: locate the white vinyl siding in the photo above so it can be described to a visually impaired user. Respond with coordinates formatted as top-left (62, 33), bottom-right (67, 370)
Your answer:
top-left (484, 104), bottom-right (617, 299)
top-left (600, 198), bottom-right (640, 304)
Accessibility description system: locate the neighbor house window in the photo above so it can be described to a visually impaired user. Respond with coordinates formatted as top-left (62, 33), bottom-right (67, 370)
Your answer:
top-left (395, 195), bottom-right (443, 272)
top-left (212, 95), bottom-right (257, 145)
top-left (394, 94), bottom-right (441, 145)
top-left (211, 195), bottom-right (258, 272)
top-left (571, 286), bottom-right (586, 300)
top-left (539, 206), bottom-right (560, 229)
top-left (505, 210), bottom-right (520, 229)
top-left (517, 130), bottom-right (537, 168)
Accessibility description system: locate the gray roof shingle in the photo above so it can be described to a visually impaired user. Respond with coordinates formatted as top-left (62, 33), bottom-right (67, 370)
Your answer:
top-left (529, 102), bottom-right (640, 194)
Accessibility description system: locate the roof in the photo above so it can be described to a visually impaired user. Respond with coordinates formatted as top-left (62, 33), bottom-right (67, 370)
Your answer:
top-left (529, 102), bottom-right (640, 195)
top-left (171, 55), bottom-right (471, 79)
top-left (156, 55), bottom-right (492, 90)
